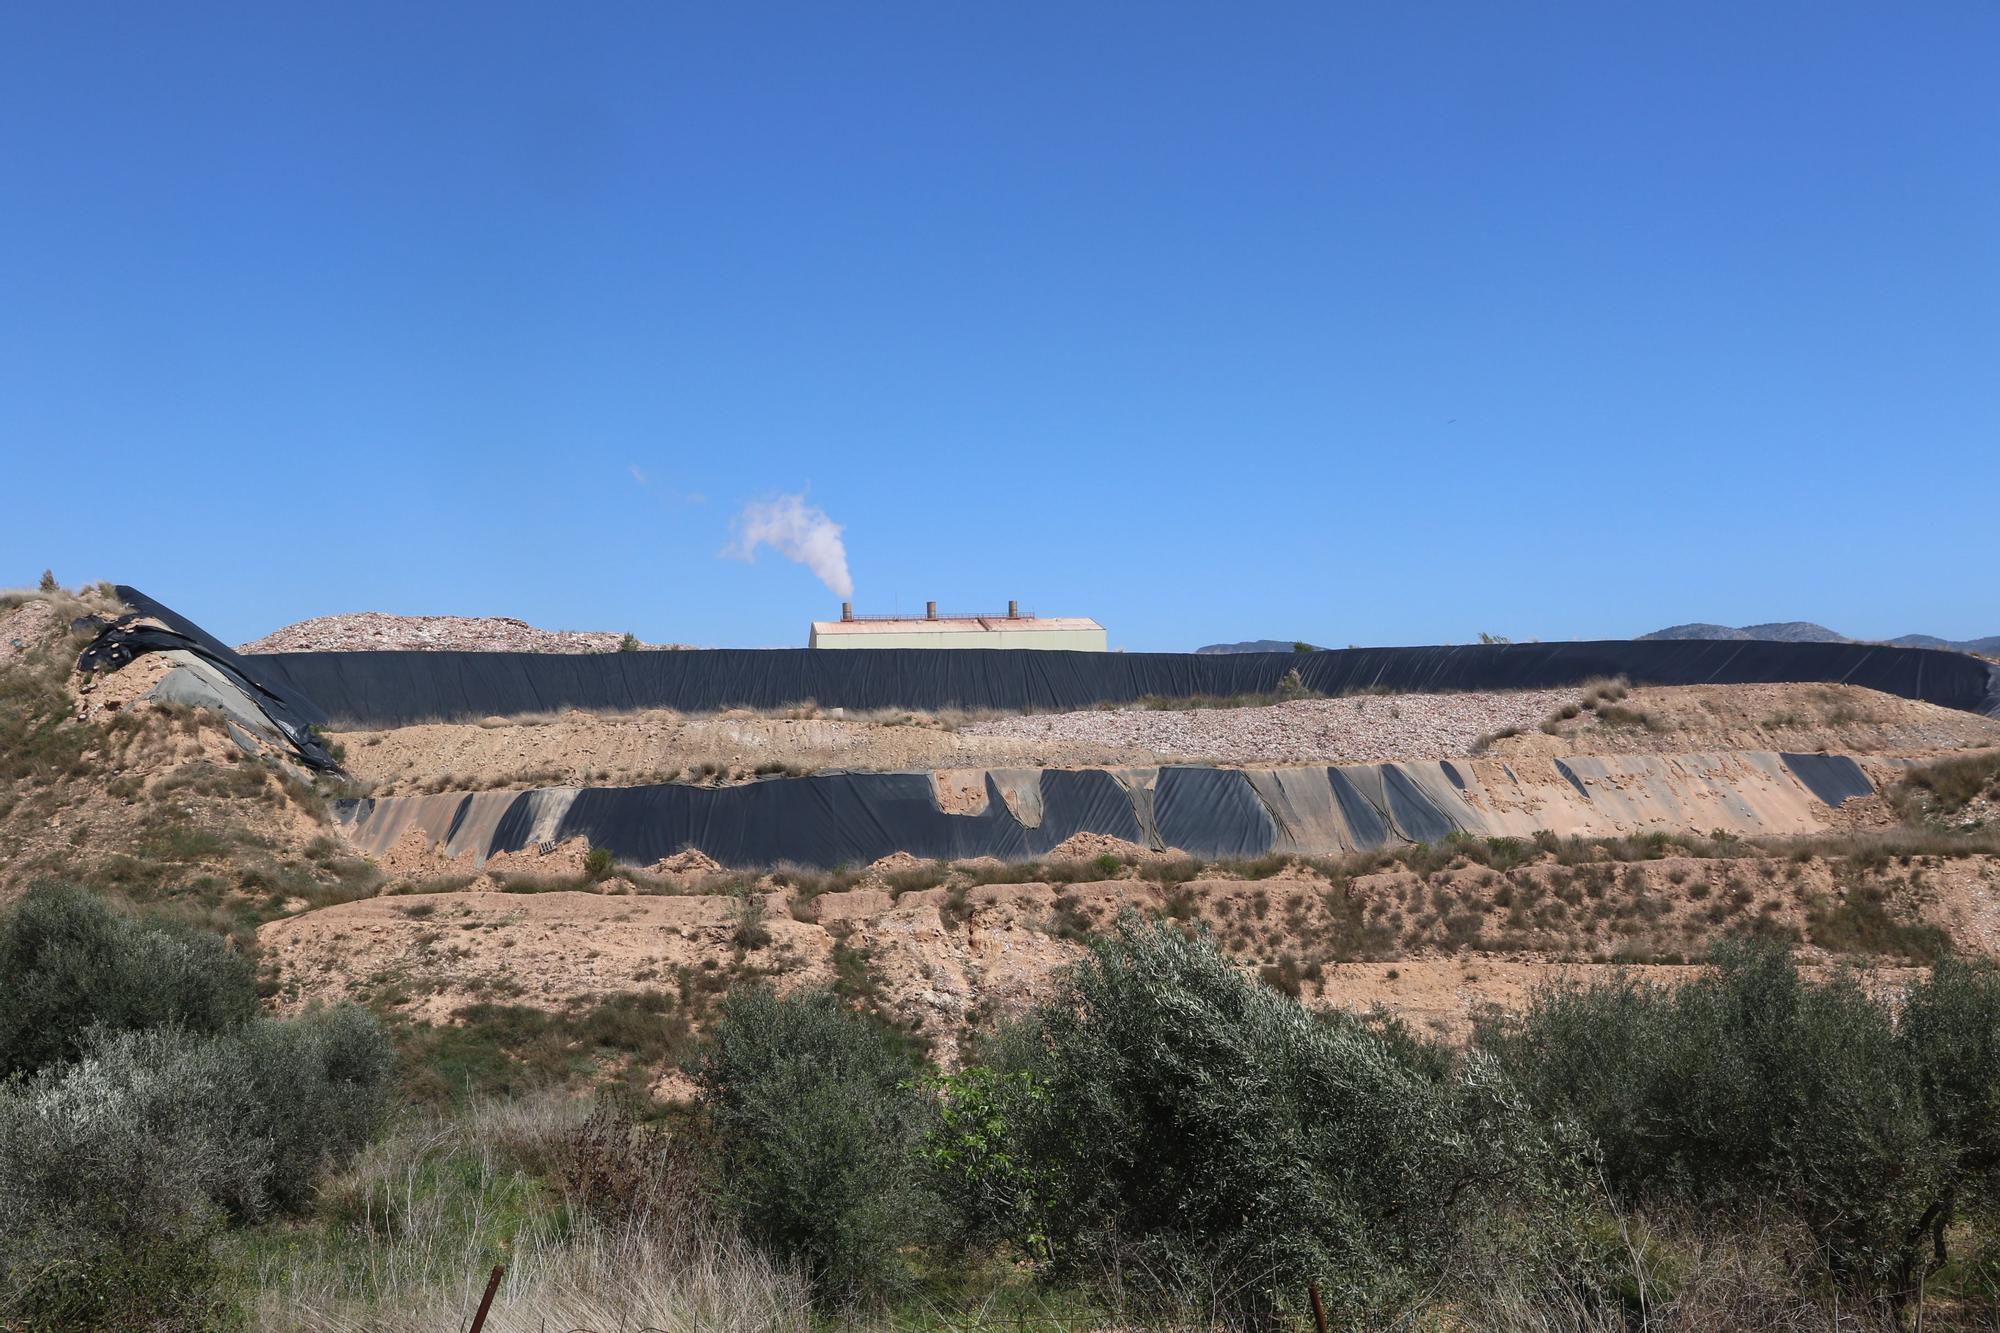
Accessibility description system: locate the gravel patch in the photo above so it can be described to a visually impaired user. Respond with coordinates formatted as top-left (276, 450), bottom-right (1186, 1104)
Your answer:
top-left (238, 611), bottom-right (690, 654)
top-left (0, 600), bottom-right (59, 665)
top-left (961, 690), bottom-right (1577, 765)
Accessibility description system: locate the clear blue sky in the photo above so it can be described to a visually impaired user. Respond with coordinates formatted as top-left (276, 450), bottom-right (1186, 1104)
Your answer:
top-left (3, 3), bottom-right (1994, 650)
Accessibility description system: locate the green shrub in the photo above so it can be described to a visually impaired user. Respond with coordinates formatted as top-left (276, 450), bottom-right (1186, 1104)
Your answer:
top-left (916, 1065), bottom-right (1056, 1261)
top-left (1274, 667), bottom-right (1315, 702)
top-left (0, 1010), bottom-right (391, 1328)
top-left (992, 918), bottom-right (1508, 1321)
top-left (0, 883), bottom-right (258, 1077)
top-left (584, 845), bottom-right (615, 879)
top-left (1898, 957), bottom-right (2000, 1276)
top-left (1482, 939), bottom-right (1944, 1297)
top-left (690, 987), bottom-right (930, 1302)
top-left (238, 1006), bottom-right (396, 1212)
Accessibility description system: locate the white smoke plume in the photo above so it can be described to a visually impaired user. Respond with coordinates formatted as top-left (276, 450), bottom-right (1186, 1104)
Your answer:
top-left (723, 493), bottom-right (854, 599)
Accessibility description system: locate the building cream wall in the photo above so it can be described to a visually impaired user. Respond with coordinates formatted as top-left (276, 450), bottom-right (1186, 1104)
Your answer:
top-left (810, 626), bottom-right (1108, 651)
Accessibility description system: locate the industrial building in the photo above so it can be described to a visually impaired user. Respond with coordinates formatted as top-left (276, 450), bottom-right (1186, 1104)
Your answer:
top-left (809, 601), bottom-right (1107, 651)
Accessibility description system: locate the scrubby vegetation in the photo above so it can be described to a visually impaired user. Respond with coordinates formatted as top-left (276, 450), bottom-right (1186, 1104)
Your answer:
top-left (14, 874), bottom-right (2000, 1329)
top-left (0, 885), bottom-right (392, 1330)
top-left (1895, 750), bottom-right (2000, 830)
top-left (0, 882), bottom-right (257, 1076)
top-left (692, 987), bottom-right (932, 1300)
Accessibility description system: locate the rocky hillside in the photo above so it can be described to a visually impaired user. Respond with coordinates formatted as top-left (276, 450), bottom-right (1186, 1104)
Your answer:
top-left (1194, 638), bottom-right (1314, 654)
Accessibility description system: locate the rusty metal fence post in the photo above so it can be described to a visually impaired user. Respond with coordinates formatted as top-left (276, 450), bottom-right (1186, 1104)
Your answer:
top-left (467, 1264), bottom-right (504, 1333)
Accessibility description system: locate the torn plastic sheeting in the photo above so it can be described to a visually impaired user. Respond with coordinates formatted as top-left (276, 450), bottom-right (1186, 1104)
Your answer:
top-left (250, 637), bottom-right (2000, 726)
top-left (1112, 768), bottom-right (1164, 849)
top-left (146, 652), bottom-right (299, 754)
top-left (78, 587), bottom-right (339, 771)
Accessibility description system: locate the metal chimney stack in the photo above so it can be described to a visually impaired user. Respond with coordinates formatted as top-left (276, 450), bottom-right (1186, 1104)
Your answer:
top-left (1007, 599), bottom-right (1019, 619)
top-left (926, 600), bottom-right (938, 620)
top-left (841, 601), bottom-right (853, 622)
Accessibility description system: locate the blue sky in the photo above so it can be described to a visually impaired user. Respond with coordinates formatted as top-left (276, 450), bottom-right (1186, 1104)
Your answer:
top-left (3, 3), bottom-right (1994, 651)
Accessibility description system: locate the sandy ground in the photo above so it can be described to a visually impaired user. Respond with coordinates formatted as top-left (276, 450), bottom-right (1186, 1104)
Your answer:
top-left (1493, 683), bottom-right (2000, 758)
top-left (1313, 957), bottom-right (1927, 1041)
top-left (261, 854), bottom-right (2000, 1058)
top-left (0, 600), bottom-right (59, 665)
top-left (331, 683), bottom-right (2000, 797)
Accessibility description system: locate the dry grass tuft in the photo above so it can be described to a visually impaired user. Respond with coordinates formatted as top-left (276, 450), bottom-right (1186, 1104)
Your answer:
top-left (244, 1095), bottom-right (809, 1332)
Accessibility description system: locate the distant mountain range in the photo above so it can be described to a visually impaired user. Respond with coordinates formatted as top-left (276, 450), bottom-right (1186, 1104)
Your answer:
top-left (1197, 626), bottom-right (2000, 655)
top-left (1194, 639), bottom-right (1315, 655)
top-left (1638, 623), bottom-right (2000, 655)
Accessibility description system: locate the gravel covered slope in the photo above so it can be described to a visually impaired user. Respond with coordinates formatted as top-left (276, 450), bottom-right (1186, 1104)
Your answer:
top-left (960, 690), bottom-right (1575, 765)
top-left (238, 611), bottom-right (688, 654)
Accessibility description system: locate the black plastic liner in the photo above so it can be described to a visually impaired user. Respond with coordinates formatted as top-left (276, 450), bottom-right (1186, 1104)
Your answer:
top-left (1382, 767), bottom-right (1459, 844)
top-left (1327, 768), bottom-right (1393, 848)
top-left (257, 638), bottom-right (2000, 727)
top-left (337, 749), bottom-right (1881, 871)
top-left (1152, 768), bottom-right (1276, 859)
top-left (1779, 753), bottom-right (1875, 808)
top-left (77, 586), bottom-right (340, 770)
top-left (493, 768), bottom-right (1149, 867)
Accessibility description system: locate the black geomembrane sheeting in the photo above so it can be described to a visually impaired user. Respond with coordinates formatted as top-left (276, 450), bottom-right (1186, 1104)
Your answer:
top-left (1779, 753), bottom-right (1874, 807)
top-left (253, 637), bottom-right (2000, 726)
top-left (77, 585), bottom-right (338, 769)
top-left (478, 768), bottom-right (1153, 868)
top-left (338, 747), bottom-right (1887, 870)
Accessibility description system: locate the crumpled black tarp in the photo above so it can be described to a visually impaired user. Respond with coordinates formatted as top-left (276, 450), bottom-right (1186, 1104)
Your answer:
top-left (76, 586), bottom-right (340, 771)
top-left (256, 638), bottom-right (2000, 727)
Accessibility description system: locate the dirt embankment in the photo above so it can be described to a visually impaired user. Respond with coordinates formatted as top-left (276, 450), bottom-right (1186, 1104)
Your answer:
top-left (335, 690), bottom-right (1583, 794)
top-left (333, 710), bottom-right (1150, 794)
top-left (0, 600), bottom-right (61, 666)
top-left (331, 683), bottom-right (2000, 797)
top-left (959, 690), bottom-right (1579, 765)
top-left (260, 852), bottom-right (1999, 1056)
top-left (1489, 683), bottom-right (2000, 759)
